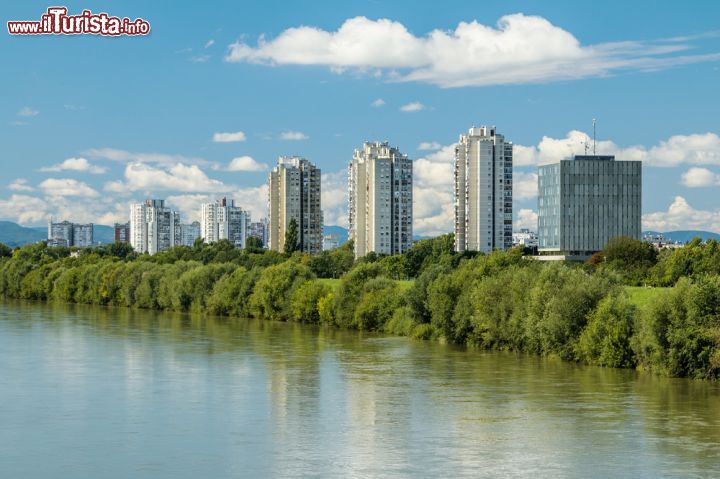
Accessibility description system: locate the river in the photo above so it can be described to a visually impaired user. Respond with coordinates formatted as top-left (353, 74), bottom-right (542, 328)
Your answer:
top-left (1, 300), bottom-right (719, 478)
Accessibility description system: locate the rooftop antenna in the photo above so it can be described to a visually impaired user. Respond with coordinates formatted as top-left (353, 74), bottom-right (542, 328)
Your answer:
top-left (592, 118), bottom-right (597, 155)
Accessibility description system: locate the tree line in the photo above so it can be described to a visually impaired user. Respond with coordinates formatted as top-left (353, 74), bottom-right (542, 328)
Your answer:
top-left (1, 234), bottom-right (720, 379)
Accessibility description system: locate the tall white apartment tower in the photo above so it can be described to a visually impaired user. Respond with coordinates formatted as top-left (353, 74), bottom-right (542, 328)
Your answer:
top-left (454, 126), bottom-right (513, 253)
top-left (349, 141), bottom-right (413, 258)
top-left (268, 156), bottom-right (323, 254)
top-left (201, 197), bottom-right (248, 248)
top-left (129, 199), bottom-right (178, 254)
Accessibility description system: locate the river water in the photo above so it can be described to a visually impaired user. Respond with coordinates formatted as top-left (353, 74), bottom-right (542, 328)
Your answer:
top-left (1, 300), bottom-right (719, 478)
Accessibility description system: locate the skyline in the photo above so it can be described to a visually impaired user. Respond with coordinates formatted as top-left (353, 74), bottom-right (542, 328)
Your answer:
top-left (2, 0), bottom-right (720, 236)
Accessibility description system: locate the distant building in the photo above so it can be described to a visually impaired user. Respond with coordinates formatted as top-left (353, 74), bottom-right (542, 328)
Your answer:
top-left (268, 156), bottom-right (323, 254)
top-left (175, 221), bottom-right (201, 247)
top-left (349, 141), bottom-right (413, 258)
top-left (47, 219), bottom-right (94, 247)
top-left (538, 155), bottom-right (642, 260)
top-left (247, 218), bottom-right (268, 247)
top-left (114, 222), bottom-right (130, 243)
top-left (454, 126), bottom-right (513, 254)
top-left (201, 197), bottom-right (248, 248)
top-left (513, 229), bottom-right (538, 248)
top-left (323, 234), bottom-right (340, 251)
top-left (130, 199), bottom-right (179, 255)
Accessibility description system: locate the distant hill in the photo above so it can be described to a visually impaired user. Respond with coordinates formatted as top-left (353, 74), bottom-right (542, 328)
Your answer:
top-left (323, 225), bottom-right (348, 245)
top-left (643, 230), bottom-right (720, 243)
top-left (0, 221), bottom-right (116, 247)
top-left (0, 221), bottom-right (46, 247)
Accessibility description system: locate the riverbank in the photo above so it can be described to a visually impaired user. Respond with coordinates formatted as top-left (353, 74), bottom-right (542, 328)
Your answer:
top-left (1, 238), bottom-right (719, 380)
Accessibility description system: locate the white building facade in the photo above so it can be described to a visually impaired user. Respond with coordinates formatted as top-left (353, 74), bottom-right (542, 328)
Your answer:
top-left (454, 126), bottom-right (513, 253)
top-left (349, 141), bottom-right (413, 258)
top-left (129, 199), bottom-right (178, 254)
top-left (268, 157), bottom-right (323, 254)
top-left (201, 198), bottom-right (248, 248)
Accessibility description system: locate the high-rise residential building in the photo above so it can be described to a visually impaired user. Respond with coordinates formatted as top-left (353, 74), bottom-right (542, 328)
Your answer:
top-left (268, 156), bottom-right (323, 254)
top-left (200, 198), bottom-right (248, 248)
top-left (129, 199), bottom-right (178, 254)
top-left (538, 155), bottom-right (642, 260)
top-left (175, 221), bottom-right (201, 247)
top-left (72, 223), bottom-right (94, 247)
top-left (348, 141), bottom-right (413, 258)
top-left (247, 218), bottom-right (268, 247)
top-left (114, 222), bottom-right (130, 243)
top-left (454, 126), bottom-right (513, 253)
top-left (47, 219), bottom-right (94, 247)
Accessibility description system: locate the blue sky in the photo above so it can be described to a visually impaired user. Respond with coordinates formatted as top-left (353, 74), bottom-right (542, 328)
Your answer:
top-left (2, 0), bottom-right (719, 234)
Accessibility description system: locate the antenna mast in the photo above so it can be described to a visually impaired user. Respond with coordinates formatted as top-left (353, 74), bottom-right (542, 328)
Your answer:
top-left (592, 118), bottom-right (597, 155)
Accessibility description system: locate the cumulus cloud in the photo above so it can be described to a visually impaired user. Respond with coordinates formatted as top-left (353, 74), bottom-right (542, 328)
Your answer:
top-left (109, 163), bottom-right (234, 193)
top-left (400, 101), bottom-right (425, 112)
top-left (39, 157), bottom-right (107, 174)
top-left (322, 170), bottom-right (348, 227)
top-left (17, 107), bottom-right (39, 117)
top-left (213, 131), bottom-right (246, 142)
top-left (280, 130), bottom-right (309, 140)
top-left (371, 98), bottom-right (385, 107)
top-left (0, 195), bottom-right (51, 224)
top-left (413, 144), bottom-right (456, 236)
top-left (643, 196), bottom-right (720, 233)
top-left (85, 147), bottom-right (209, 166)
top-left (8, 179), bottom-right (34, 192)
top-left (205, 39), bottom-right (215, 48)
top-left (225, 14), bottom-right (720, 87)
top-left (515, 130), bottom-right (720, 167)
top-left (0, 193), bottom-right (128, 225)
top-left (418, 141), bottom-right (441, 151)
top-left (226, 156), bottom-right (268, 172)
top-left (515, 208), bottom-right (538, 231)
top-left (39, 178), bottom-right (100, 198)
top-left (681, 167), bottom-right (720, 187)
top-left (513, 172), bottom-right (538, 200)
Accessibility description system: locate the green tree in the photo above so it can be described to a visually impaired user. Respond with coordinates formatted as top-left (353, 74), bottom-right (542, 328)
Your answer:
top-left (245, 236), bottom-right (264, 254)
top-left (0, 243), bottom-right (12, 258)
top-left (284, 218), bottom-right (300, 254)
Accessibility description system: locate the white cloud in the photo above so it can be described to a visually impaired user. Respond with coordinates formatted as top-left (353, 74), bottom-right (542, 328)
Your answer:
top-left (213, 131), bottom-right (247, 142)
top-left (226, 156), bottom-right (268, 172)
top-left (165, 194), bottom-right (214, 223)
top-left (643, 196), bottom-right (720, 233)
top-left (515, 131), bottom-right (720, 167)
top-left (371, 98), bottom-right (385, 107)
top-left (85, 147), bottom-right (209, 166)
top-left (39, 157), bottom-right (107, 174)
top-left (235, 184), bottom-right (269, 221)
top-left (400, 101), bottom-right (425, 112)
top-left (111, 163), bottom-right (234, 193)
top-left (515, 208), bottom-right (538, 231)
top-left (280, 130), bottom-right (309, 140)
top-left (413, 143), bottom-right (456, 236)
top-left (190, 55), bottom-right (211, 63)
top-left (39, 178), bottom-right (100, 198)
top-left (418, 141), bottom-right (442, 151)
top-left (513, 172), bottom-right (538, 200)
top-left (17, 107), bottom-right (39, 117)
top-left (205, 39), bottom-right (215, 48)
top-left (0, 195), bottom-right (50, 224)
top-left (8, 179), bottom-right (34, 192)
top-left (322, 170), bottom-right (348, 227)
top-left (224, 14), bottom-right (720, 87)
top-left (681, 167), bottom-right (720, 187)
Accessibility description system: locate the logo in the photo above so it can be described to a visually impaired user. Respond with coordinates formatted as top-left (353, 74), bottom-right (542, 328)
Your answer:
top-left (8, 7), bottom-right (151, 36)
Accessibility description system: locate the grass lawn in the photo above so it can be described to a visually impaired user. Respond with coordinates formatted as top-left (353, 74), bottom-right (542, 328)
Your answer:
top-left (625, 286), bottom-right (670, 309)
top-left (318, 277), bottom-right (415, 290)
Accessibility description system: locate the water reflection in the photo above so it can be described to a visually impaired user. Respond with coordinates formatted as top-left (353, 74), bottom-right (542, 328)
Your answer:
top-left (1, 300), bottom-right (719, 478)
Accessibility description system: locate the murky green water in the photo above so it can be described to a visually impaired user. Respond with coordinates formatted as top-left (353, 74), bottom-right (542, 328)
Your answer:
top-left (1, 300), bottom-right (719, 478)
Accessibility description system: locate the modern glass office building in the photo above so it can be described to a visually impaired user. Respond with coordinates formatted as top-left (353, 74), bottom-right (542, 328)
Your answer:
top-left (538, 155), bottom-right (641, 259)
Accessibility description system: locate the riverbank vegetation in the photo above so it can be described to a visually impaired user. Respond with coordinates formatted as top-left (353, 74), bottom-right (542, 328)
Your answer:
top-left (1, 234), bottom-right (720, 379)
